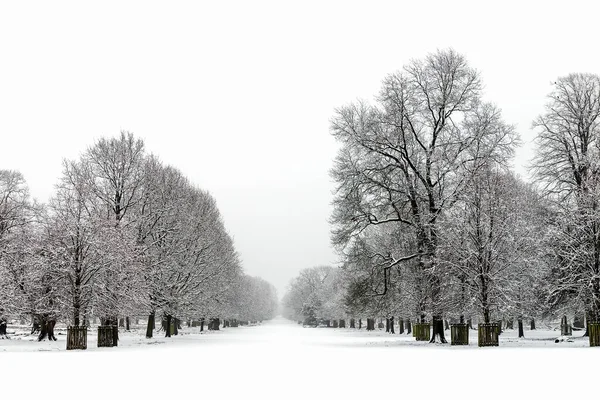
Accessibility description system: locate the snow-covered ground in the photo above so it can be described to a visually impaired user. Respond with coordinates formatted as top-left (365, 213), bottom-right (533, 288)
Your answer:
top-left (2, 317), bottom-right (597, 399)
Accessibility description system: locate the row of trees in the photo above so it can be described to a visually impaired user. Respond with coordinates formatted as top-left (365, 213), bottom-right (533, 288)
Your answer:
top-left (0, 132), bottom-right (278, 340)
top-left (284, 49), bottom-right (600, 343)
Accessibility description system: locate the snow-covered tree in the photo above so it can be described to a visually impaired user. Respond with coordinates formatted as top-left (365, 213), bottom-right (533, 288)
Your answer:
top-left (330, 49), bottom-right (517, 342)
top-left (1, 133), bottom-right (276, 343)
top-left (231, 275), bottom-right (278, 323)
top-left (43, 160), bottom-right (107, 327)
top-left (283, 266), bottom-right (345, 325)
top-left (532, 73), bottom-right (600, 324)
top-left (443, 169), bottom-right (545, 332)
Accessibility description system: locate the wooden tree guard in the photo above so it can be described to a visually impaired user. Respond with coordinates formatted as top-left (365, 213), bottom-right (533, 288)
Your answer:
top-left (66, 326), bottom-right (87, 350)
top-left (561, 323), bottom-right (572, 336)
top-left (589, 322), bottom-right (600, 347)
top-left (413, 323), bottom-right (430, 341)
top-left (450, 324), bottom-right (469, 345)
top-left (478, 323), bottom-right (499, 347)
top-left (98, 326), bottom-right (114, 347)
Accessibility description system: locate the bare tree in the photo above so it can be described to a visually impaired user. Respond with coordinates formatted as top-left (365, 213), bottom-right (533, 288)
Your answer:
top-left (1, 135), bottom-right (255, 342)
top-left (330, 49), bottom-right (517, 342)
top-left (532, 73), bottom-right (600, 323)
top-left (1, 170), bottom-right (32, 321)
top-left (0, 171), bottom-right (46, 337)
top-left (443, 168), bottom-right (544, 331)
top-left (79, 131), bottom-right (147, 332)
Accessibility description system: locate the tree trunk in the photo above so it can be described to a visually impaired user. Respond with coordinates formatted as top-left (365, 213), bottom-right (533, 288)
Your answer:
top-left (146, 312), bottom-right (155, 339)
top-left (200, 318), bottom-right (205, 332)
top-left (385, 318), bottom-right (390, 333)
top-left (406, 320), bottom-right (411, 335)
top-left (506, 318), bottom-right (514, 330)
top-left (0, 318), bottom-right (7, 337)
top-left (74, 305), bottom-right (80, 327)
top-left (173, 318), bottom-right (179, 335)
top-left (398, 318), bottom-right (404, 334)
top-left (530, 318), bottom-right (535, 330)
top-left (358, 319), bottom-right (362, 329)
top-left (37, 315), bottom-right (57, 342)
top-left (112, 324), bottom-right (119, 346)
top-left (429, 316), bottom-right (447, 343)
top-left (444, 319), bottom-right (450, 330)
top-left (31, 315), bottom-right (40, 334)
top-left (165, 315), bottom-right (172, 338)
top-left (119, 318), bottom-right (125, 328)
top-left (125, 316), bottom-right (130, 331)
top-left (390, 316), bottom-right (395, 334)
top-left (47, 319), bottom-right (57, 341)
top-left (350, 318), bottom-right (355, 328)
top-left (518, 318), bottom-right (524, 338)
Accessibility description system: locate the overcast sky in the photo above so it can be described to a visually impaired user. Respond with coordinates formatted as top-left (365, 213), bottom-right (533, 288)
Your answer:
top-left (2, 0), bottom-right (600, 296)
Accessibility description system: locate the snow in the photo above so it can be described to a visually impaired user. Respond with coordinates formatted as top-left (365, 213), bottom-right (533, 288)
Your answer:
top-left (1, 318), bottom-right (597, 399)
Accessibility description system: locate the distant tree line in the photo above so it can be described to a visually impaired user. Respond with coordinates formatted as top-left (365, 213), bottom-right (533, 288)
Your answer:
top-left (283, 49), bottom-right (600, 342)
top-left (0, 132), bottom-right (278, 340)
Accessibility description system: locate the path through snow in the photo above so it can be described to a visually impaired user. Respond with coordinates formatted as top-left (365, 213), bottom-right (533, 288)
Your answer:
top-left (2, 317), bottom-right (596, 399)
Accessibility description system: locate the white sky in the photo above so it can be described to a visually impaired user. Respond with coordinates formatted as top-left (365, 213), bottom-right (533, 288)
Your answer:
top-left (2, 0), bottom-right (600, 296)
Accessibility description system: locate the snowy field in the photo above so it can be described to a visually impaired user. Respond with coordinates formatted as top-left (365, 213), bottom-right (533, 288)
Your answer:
top-left (2, 317), bottom-right (597, 399)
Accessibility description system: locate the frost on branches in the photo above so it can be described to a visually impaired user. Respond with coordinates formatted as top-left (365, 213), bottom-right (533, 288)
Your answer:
top-left (279, 49), bottom-right (599, 343)
top-left (0, 132), bottom-right (278, 343)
